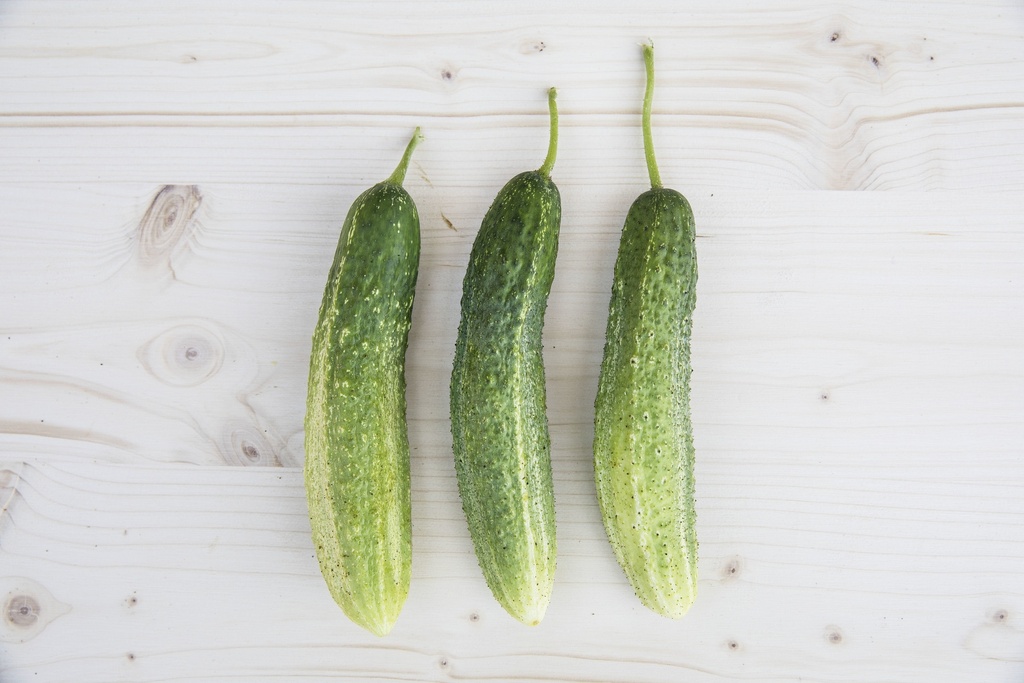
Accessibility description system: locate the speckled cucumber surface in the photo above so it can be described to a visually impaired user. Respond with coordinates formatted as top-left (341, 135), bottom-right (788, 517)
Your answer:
top-left (304, 129), bottom-right (423, 637)
top-left (450, 89), bottom-right (561, 626)
top-left (593, 43), bottom-right (699, 619)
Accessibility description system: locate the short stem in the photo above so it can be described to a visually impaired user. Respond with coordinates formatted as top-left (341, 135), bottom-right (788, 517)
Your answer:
top-left (537, 87), bottom-right (559, 178)
top-left (386, 127), bottom-right (424, 185)
top-left (641, 42), bottom-right (662, 189)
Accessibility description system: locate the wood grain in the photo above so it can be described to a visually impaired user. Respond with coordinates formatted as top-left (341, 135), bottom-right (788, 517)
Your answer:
top-left (2, 0), bottom-right (1024, 681)
top-left (1, 459), bottom-right (1021, 682)
top-left (2, 1), bottom-right (1023, 192)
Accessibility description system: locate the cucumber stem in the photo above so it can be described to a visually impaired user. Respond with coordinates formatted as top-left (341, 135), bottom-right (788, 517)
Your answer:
top-left (386, 127), bottom-right (424, 186)
top-left (641, 42), bottom-right (662, 189)
top-left (537, 87), bottom-right (559, 178)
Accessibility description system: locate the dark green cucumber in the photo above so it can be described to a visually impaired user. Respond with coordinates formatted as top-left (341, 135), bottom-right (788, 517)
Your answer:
top-left (304, 129), bottom-right (422, 637)
top-left (450, 89), bottom-right (560, 626)
top-left (594, 43), bottom-right (699, 618)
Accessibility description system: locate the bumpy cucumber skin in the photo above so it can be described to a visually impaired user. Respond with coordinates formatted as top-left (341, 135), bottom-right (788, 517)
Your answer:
top-left (305, 181), bottom-right (419, 637)
top-left (450, 171), bottom-right (560, 626)
top-left (594, 187), bottom-right (698, 619)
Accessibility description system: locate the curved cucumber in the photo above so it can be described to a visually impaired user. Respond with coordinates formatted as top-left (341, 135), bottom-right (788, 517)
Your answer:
top-left (304, 129), bottom-right (423, 637)
top-left (594, 43), bottom-right (699, 618)
top-left (450, 89), bottom-right (560, 626)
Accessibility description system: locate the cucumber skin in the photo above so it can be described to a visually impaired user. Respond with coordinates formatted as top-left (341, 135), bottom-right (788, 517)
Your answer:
top-left (593, 187), bottom-right (698, 619)
top-left (304, 181), bottom-right (419, 637)
top-left (450, 171), bottom-right (560, 626)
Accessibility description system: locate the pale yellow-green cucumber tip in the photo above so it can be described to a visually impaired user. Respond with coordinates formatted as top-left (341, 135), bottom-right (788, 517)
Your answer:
top-left (640, 592), bottom-right (695, 620)
top-left (358, 617), bottom-right (397, 638)
top-left (345, 604), bottom-right (401, 637)
top-left (505, 599), bottom-right (549, 627)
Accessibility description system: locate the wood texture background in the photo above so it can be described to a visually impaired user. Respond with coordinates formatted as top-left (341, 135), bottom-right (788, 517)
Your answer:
top-left (1, 1), bottom-right (1023, 681)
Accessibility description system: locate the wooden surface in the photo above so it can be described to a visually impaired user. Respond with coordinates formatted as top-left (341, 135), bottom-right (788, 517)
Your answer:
top-left (2, 1), bottom-right (1024, 681)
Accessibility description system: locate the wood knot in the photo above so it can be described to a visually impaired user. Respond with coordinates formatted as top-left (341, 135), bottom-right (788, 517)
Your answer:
top-left (136, 184), bottom-right (202, 269)
top-left (5, 595), bottom-right (40, 628)
top-left (224, 426), bottom-right (281, 467)
top-left (137, 323), bottom-right (224, 387)
top-left (722, 556), bottom-right (742, 579)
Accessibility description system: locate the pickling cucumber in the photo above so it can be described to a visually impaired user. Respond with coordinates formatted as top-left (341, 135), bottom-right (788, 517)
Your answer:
top-left (593, 43), bottom-right (699, 618)
top-left (304, 128), bottom-right (423, 637)
top-left (450, 89), bottom-right (561, 626)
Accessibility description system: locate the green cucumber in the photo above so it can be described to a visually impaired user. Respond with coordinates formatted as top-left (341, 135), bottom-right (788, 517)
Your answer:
top-left (593, 43), bottom-right (699, 618)
top-left (304, 128), bottom-right (423, 637)
top-left (450, 88), bottom-right (560, 626)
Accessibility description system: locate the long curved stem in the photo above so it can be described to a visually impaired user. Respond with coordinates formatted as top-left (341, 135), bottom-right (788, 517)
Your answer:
top-left (641, 42), bottom-right (662, 189)
top-left (386, 127), bottom-right (424, 186)
top-left (537, 88), bottom-right (559, 178)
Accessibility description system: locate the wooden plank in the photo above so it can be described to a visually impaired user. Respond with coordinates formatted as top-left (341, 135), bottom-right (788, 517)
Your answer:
top-left (0, 459), bottom-right (1021, 682)
top-left (2, 2), bottom-right (1023, 191)
top-left (1, 183), bottom-right (1020, 466)
top-left (2, 101), bottom-right (1023, 194)
top-left (2, 1), bottom-right (1021, 118)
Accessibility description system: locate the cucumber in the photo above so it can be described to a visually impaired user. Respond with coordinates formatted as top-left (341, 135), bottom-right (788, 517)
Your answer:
top-left (450, 88), bottom-right (560, 626)
top-left (593, 43), bottom-right (699, 618)
top-left (304, 128), bottom-right (423, 637)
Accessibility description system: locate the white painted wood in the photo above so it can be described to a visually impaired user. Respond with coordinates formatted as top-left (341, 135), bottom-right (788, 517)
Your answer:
top-left (1, 459), bottom-right (1021, 682)
top-left (1, 0), bottom-right (1023, 681)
